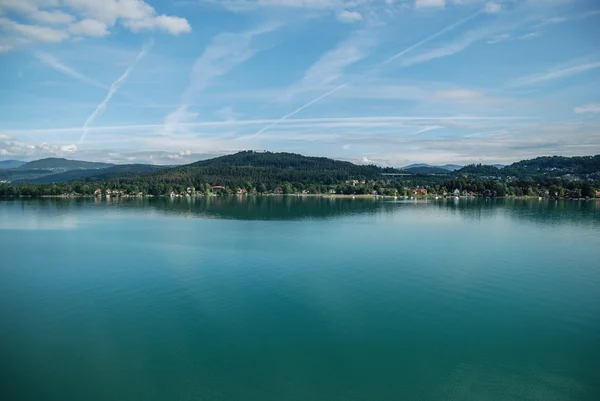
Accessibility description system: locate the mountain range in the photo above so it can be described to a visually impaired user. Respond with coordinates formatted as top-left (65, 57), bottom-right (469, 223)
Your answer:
top-left (1, 153), bottom-right (599, 185)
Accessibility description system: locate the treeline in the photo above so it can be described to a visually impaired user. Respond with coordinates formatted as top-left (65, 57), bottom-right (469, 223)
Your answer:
top-left (1, 151), bottom-right (599, 198)
top-left (457, 155), bottom-right (600, 179)
top-left (1, 176), bottom-right (598, 198)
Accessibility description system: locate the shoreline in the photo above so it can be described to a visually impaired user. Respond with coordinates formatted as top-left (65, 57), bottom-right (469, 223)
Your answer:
top-left (1, 194), bottom-right (598, 201)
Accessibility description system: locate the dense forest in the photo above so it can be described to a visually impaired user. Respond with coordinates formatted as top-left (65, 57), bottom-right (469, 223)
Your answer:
top-left (1, 151), bottom-right (599, 198)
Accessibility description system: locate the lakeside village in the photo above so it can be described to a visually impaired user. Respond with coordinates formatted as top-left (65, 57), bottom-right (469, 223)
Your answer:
top-left (61, 179), bottom-right (600, 200)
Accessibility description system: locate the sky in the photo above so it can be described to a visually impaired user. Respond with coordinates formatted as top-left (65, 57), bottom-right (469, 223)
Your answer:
top-left (1, 0), bottom-right (599, 167)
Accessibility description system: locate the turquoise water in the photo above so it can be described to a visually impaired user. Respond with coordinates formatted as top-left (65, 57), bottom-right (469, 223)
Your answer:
top-left (1, 197), bottom-right (599, 401)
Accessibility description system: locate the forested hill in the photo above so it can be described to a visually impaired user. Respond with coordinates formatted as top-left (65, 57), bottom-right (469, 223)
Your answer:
top-left (128, 151), bottom-right (399, 190)
top-left (457, 155), bottom-right (600, 179)
top-left (190, 151), bottom-right (384, 174)
top-left (502, 155), bottom-right (600, 178)
top-left (18, 158), bottom-right (113, 170)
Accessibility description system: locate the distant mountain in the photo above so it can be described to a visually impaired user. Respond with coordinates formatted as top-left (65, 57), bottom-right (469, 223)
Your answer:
top-left (404, 163), bottom-right (430, 169)
top-left (0, 160), bottom-right (26, 169)
top-left (29, 164), bottom-right (168, 184)
top-left (1, 157), bottom-right (115, 183)
top-left (439, 164), bottom-right (463, 171)
top-left (403, 163), bottom-right (463, 172)
top-left (404, 166), bottom-right (451, 175)
top-left (18, 158), bottom-right (112, 171)
top-left (456, 156), bottom-right (600, 179)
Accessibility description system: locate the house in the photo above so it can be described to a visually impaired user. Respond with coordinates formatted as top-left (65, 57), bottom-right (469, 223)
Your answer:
top-left (187, 187), bottom-right (195, 194)
top-left (105, 189), bottom-right (112, 195)
top-left (412, 188), bottom-right (427, 195)
top-left (211, 186), bottom-right (225, 192)
top-left (329, 189), bottom-right (336, 194)
top-left (301, 190), bottom-right (310, 194)
top-left (236, 188), bottom-right (247, 195)
top-left (94, 189), bottom-right (102, 196)
top-left (273, 187), bottom-right (283, 194)
top-left (596, 190), bottom-right (600, 198)
top-left (169, 190), bottom-right (176, 197)
top-left (453, 189), bottom-right (461, 196)
top-left (345, 180), bottom-right (360, 186)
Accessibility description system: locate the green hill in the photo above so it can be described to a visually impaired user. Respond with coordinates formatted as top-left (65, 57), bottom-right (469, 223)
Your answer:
top-left (18, 158), bottom-right (113, 171)
top-left (130, 151), bottom-right (393, 189)
top-left (404, 166), bottom-right (450, 175)
top-left (501, 155), bottom-right (600, 178)
top-left (0, 157), bottom-right (115, 183)
top-left (29, 164), bottom-right (168, 184)
top-left (0, 160), bottom-right (26, 169)
top-left (456, 156), bottom-right (600, 179)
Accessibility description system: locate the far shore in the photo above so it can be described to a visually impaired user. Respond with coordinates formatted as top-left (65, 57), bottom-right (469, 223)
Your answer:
top-left (1, 194), bottom-right (597, 201)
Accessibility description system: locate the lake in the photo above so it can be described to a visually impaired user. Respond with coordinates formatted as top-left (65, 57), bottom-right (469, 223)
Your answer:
top-left (1, 197), bottom-right (599, 401)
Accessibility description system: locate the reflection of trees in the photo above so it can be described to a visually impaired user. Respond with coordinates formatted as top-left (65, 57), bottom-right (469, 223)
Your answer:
top-left (426, 198), bottom-right (600, 226)
top-left (3, 197), bottom-right (599, 225)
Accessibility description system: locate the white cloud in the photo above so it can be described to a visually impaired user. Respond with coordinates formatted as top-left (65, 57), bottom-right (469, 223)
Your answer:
top-left (0, 44), bottom-right (13, 53)
top-left (574, 104), bottom-right (600, 114)
top-left (68, 19), bottom-right (110, 37)
top-left (517, 61), bottom-right (600, 85)
top-left (32, 10), bottom-right (76, 24)
top-left (66, 0), bottom-right (192, 34)
top-left (415, 0), bottom-right (445, 9)
top-left (0, 0), bottom-right (191, 51)
top-left (124, 14), bottom-right (191, 35)
top-left (337, 10), bottom-right (363, 23)
top-left (1, 18), bottom-right (69, 43)
top-left (484, 2), bottom-right (501, 14)
top-left (0, 133), bottom-right (76, 158)
top-left (208, 0), bottom-right (357, 12)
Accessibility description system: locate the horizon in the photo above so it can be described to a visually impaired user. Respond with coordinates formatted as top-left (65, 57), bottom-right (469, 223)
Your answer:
top-left (2, 150), bottom-right (599, 169)
top-left (1, 0), bottom-right (599, 166)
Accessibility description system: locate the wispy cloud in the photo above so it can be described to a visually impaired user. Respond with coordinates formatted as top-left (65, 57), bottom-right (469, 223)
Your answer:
top-left (518, 32), bottom-right (541, 40)
top-left (487, 33), bottom-right (509, 44)
top-left (36, 52), bottom-right (108, 90)
top-left (337, 10), bottom-right (363, 23)
top-left (574, 103), bottom-right (600, 114)
top-left (516, 60), bottom-right (600, 86)
top-left (79, 40), bottom-right (154, 143)
top-left (251, 9), bottom-right (484, 138)
top-left (399, 27), bottom-right (488, 67)
top-left (415, 0), bottom-right (446, 9)
top-left (165, 23), bottom-right (281, 133)
top-left (284, 29), bottom-right (376, 100)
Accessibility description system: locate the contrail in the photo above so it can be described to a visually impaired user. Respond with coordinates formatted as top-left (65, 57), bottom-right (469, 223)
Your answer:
top-left (36, 52), bottom-right (108, 90)
top-left (250, 9), bottom-right (483, 139)
top-left (79, 41), bottom-right (153, 144)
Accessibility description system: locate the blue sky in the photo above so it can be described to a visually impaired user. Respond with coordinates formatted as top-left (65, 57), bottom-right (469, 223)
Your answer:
top-left (1, 0), bottom-right (599, 166)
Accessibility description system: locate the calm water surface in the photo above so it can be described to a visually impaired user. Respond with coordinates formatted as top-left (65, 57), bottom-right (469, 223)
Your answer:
top-left (1, 197), bottom-right (599, 401)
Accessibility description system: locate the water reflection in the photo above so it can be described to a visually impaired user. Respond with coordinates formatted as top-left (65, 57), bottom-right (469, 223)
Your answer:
top-left (1, 196), bottom-right (599, 226)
